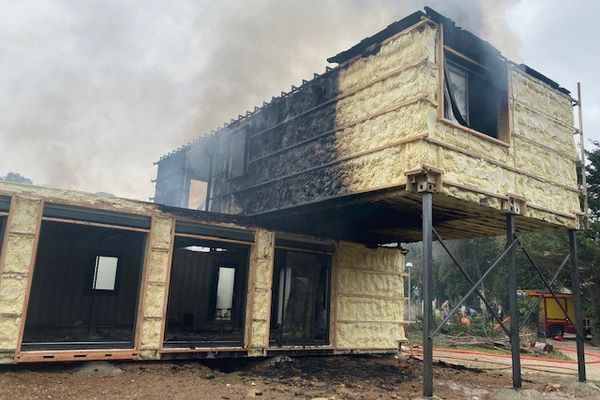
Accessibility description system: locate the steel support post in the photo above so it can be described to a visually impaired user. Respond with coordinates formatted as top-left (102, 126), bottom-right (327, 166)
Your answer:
top-left (422, 192), bottom-right (433, 398)
top-left (408, 264), bottom-right (412, 322)
top-left (507, 213), bottom-right (522, 388)
top-left (570, 229), bottom-right (586, 382)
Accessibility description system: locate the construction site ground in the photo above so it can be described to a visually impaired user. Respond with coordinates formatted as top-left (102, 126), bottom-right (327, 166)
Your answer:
top-left (0, 348), bottom-right (599, 400)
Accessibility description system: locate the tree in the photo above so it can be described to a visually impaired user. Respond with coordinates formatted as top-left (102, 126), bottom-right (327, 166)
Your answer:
top-left (586, 141), bottom-right (600, 220)
top-left (577, 142), bottom-right (600, 344)
top-left (0, 172), bottom-right (32, 185)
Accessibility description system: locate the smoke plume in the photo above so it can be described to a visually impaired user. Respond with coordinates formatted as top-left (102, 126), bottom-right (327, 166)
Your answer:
top-left (0, 1), bottom-right (522, 200)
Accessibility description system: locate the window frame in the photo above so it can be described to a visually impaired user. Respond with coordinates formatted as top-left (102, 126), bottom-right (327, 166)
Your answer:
top-left (444, 61), bottom-right (469, 125)
top-left (437, 25), bottom-right (511, 147)
top-left (91, 254), bottom-right (120, 293)
top-left (226, 129), bottom-right (248, 180)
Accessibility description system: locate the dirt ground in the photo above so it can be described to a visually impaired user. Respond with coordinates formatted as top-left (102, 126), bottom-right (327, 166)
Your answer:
top-left (0, 354), bottom-right (588, 400)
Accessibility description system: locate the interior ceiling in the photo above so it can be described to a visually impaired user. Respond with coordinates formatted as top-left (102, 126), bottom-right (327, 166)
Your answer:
top-left (249, 190), bottom-right (561, 245)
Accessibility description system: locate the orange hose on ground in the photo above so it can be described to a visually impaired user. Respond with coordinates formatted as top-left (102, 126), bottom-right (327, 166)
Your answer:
top-left (409, 350), bottom-right (579, 375)
top-left (407, 346), bottom-right (600, 365)
top-left (410, 349), bottom-right (577, 369)
top-left (552, 345), bottom-right (600, 358)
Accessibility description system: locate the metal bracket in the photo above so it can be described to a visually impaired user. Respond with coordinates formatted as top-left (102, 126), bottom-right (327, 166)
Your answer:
top-left (503, 194), bottom-right (527, 215)
top-left (405, 165), bottom-right (442, 193)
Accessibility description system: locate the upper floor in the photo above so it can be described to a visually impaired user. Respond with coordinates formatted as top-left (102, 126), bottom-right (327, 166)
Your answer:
top-left (155, 8), bottom-right (581, 243)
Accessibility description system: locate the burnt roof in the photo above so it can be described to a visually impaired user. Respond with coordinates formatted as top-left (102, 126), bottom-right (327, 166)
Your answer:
top-left (328, 7), bottom-right (569, 95)
top-left (326, 10), bottom-right (426, 65)
top-left (157, 7), bottom-right (570, 163)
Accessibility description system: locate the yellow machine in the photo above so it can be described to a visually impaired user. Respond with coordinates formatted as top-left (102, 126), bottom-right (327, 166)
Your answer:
top-left (527, 290), bottom-right (588, 337)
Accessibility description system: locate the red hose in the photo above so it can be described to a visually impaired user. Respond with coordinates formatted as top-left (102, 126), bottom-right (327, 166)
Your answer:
top-left (408, 346), bottom-right (600, 364)
top-left (409, 349), bottom-right (580, 375)
top-left (552, 345), bottom-right (600, 359)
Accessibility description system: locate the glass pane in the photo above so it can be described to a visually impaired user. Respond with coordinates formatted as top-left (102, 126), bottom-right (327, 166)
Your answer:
top-left (445, 64), bottom-right (468, 123)
top-left (270, 249), bottom-right (329, 344)
top-left (93, 256), bottom-right (118, 291)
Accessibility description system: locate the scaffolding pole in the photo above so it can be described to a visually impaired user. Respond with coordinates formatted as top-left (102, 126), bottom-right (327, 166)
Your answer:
top-left (576, 82), bottom-right (589, 229)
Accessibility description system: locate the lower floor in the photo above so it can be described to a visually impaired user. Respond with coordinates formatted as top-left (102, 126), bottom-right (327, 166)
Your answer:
top-left (0, 182), bottom-right (407, 363)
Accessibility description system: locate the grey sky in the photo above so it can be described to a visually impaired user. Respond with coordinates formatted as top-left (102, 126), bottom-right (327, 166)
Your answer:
top-left (1, 1), bottom-right (597, 201)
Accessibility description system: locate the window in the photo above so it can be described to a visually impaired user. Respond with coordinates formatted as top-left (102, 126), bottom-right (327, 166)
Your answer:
top-left (187, 179), bottom-right (208, 210)
top-left (228, 130), bottom-right (247, 179)
top-left (443, 49), bottom-right (509, 141)
top-left (444, 63), bottom-right (468, 124)
top-left (92, 256), bottom-right (118, 291)
top-left (215, 267), bottom-right (236, 321)
top-left (270, 249), bottom-right (330, 345)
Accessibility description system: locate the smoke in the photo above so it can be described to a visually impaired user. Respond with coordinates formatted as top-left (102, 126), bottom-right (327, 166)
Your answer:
top-left (187, 0), bottom-right (523, 138)
top-left (0, 1), bottom-right (522, 200)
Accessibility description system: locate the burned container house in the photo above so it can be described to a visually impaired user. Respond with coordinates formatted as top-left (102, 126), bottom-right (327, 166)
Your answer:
top-left (0, 8), bottom-right (584, 377)
top-left (153, 7), bottom-right (586, 393)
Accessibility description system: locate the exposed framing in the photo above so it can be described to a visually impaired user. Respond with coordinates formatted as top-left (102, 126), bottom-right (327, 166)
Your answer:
top-left (13, 198), bottom-right (45, 360)
top-left (243, 233), bottom-right (258, 351)
top-left (134, 212), bottom-right (167, 352)
top-left (157, 217), bottom-right (177, 355)
top-left (262, 231), bottom-right (276, 351)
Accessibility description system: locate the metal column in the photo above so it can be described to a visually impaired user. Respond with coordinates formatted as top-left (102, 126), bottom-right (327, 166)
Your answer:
top-left (570, 230), bottom-right (586, 382)
top-left (422, 192), bottom-right (433, 398)
top-left (507, 213), bottom-right (522, 388)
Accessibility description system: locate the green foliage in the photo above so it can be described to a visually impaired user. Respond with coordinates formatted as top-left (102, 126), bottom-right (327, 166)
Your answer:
top-left (0, 172), bottom-right (32, 185)
top-left (586, 141), bottom-right (600, 219)
top-left (576, 142), bottom-right (600, 344)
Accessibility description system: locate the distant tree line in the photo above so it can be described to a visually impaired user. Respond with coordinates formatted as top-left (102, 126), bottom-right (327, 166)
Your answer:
top-left (0, 172), bottom-right (32, 185)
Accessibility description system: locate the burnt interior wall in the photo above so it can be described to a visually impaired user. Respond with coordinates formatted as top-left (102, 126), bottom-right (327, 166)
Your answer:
top-left (208, 69), bottom-right (342, 215)
top-left (154, 150), bottom-right (191, 208)
top-left (155, 22), bottom-right (436, 216)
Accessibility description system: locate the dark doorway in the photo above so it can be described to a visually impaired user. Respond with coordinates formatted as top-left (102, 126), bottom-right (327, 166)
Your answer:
top-left (270, 249), bottom-right (330, 346)
top-left (22, 220), bottom-right (146, 350)
top-left (164, 236), bottom-right (249, 347)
